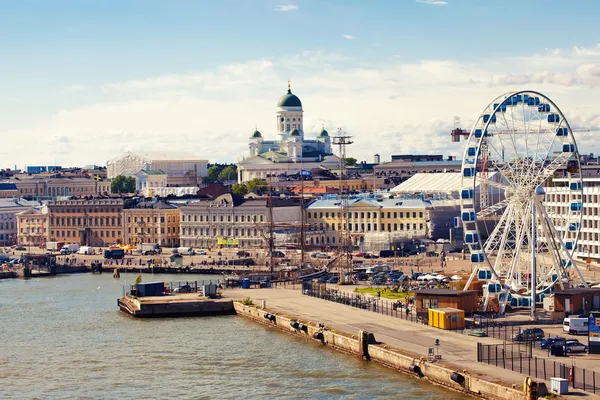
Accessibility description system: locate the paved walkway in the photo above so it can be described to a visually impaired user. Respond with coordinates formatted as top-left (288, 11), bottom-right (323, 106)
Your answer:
top-left (227, 286), bottom-right (600, 399)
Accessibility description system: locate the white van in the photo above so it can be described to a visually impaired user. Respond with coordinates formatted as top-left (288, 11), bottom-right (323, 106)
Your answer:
top-left (563, 317), bottom-right (589, 335)
top-left (177, 247), bottom-right (195, 255)
top-left (78, 246), bottom-right (94, 255)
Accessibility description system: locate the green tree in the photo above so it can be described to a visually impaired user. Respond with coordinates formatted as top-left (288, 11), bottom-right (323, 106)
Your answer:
top-left (206, 165), bottom-right (223, 182)
top-left (344, 157), bottom-right (357, 166)
top-left (231, 183), bottom-right (248, 196)
top-left (218, 165), bottom-right (237, 181)
top-left (111, 175), bottom-right (136, 193)
top-left (247, 178), bottom-right (266, 193)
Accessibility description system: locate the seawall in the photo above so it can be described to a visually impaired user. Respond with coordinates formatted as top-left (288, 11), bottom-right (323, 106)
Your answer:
top-left (233, 302), bottom-right (525, 400)
top-left (119, 295), bottom-right (235, 318)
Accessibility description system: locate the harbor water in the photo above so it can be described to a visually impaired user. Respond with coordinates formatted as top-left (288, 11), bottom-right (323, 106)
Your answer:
top-left (0, 273), bottom-right (464, 399)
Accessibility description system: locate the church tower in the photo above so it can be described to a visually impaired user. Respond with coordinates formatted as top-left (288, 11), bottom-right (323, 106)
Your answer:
top-left (276, 81), bottom-right (304, 142)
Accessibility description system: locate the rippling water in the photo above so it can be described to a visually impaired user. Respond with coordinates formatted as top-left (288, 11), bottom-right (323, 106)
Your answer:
top-left (0, 274), bottom-right (463, 399)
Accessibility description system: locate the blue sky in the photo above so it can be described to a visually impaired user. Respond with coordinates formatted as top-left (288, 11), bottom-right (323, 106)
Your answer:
top-left (1, 0), bottom-right (600, 167)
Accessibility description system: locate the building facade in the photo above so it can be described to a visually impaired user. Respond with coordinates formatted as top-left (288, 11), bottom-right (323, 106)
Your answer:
top-left (0, 199), bottom-right (44, 246)
top-left (123, 202), bottom-right (180, 247)
top-left (9, 177), bottom-right (110, 198)
top-left (16, 208), bottom-right (49, 247)
top-left (306, 197), bottom-right (429, 250)
top-left (237, 83), bottom-right (342, 183)
top-left (134, 169), bottom-right (168, 194)
top-left (107, 151), bottom-right (208, 186)
top-left (47, 199), bottom-right (124, 246)
top-left (179, 194), bottom-right (302, 249)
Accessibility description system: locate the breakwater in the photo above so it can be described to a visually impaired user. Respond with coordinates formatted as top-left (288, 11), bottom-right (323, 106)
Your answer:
top-left (234, 302), bottom-right (526, 400)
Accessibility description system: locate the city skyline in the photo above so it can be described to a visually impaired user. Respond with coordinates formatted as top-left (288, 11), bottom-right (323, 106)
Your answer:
top-left (2, 0), bottom-right (600, 168)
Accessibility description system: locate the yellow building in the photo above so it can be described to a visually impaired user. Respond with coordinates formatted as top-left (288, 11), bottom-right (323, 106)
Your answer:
top-left (306, 197), bottom-right (429, 250)
top-left (123, 202), bottom-right (180, 247)
top-left (47, 199), bottom-right (124, 246)
top-left (16, 208), bottom-right (50, 247)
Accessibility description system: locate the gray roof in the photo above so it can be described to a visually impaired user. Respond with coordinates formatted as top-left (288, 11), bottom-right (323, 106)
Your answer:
top-left (307, 198), bottom-right (427, 210)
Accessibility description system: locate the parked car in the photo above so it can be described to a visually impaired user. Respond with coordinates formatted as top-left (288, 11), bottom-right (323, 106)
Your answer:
top-left (272, 251), bottom-right (285, 258)
top-left (512, 328), bottom-right (545, 342)
top-left (312, 253), bottom-right (331, 259)
top-left (540, 337), bottom-right (566, 349)
top-left (363, 253), bottom-right (379, 259)
top-left (174, 284), bottom-right (192, 293)
top-left (15, 246), bottom-right (26, 251)
top-left (142, 250), bottom-right (158, 256)
top-left (196, 250), bottom-right (207, 255)
top-left (236, 251), bottom-right (251, 257)
top-left (565, 340), bottom-right (588, 353)
top-left (327, 276), bottom-right (339, 284)
top-left (355, 252), bottom-right (367, 258)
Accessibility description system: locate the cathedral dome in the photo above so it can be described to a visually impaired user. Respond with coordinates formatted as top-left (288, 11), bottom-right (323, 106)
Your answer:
top-left (318, 128), bottom-right (328, 137)
top-left (277, 88), bottom-right (302, 108)
top-left (290, 128), bottom-right (301, 136)
top-left (252, 129), bottom-right (262, 138)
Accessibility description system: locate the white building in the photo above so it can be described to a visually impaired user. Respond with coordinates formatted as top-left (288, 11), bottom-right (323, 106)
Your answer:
top-left (107, 151), bottom-right (208, 186)
top-left (134, 170), bottom-right (168, 195)
top-left (546, 177), bottom-right (600, 261)
top-left (0, 199), bottom-right (43, 246)
top-left (237, 83), bottom-right (341, 183)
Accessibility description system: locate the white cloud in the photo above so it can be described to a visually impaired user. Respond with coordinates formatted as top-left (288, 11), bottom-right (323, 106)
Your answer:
top-left (416, 0), bottom-right (448, 5)
top-left (572, 44), bottom-right (600, 57)
top-left (273, 4), bottom-right (298, 12)
top-left (342, 34), bottom-right (355, 40)
top-left (4, 44), bottom-right (600, 168)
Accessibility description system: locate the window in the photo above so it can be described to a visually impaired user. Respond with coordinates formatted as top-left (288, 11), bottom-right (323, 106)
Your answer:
top-left (286, 123), bottom-right (290, 131)
top-left (413, 212), bottom-right (417, 218)
top-left (419, 212), bottom-right (423, 218)
top-left (399, 212), bottom-right (404, 218)
top-left (393, 223), bottom-right (397, 231)
top-left (307, 212), bottom-right (311, 218)
top-left (393, 212), bottom-right (397, 218)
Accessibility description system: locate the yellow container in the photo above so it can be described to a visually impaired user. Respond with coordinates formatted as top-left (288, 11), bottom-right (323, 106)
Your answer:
top-left (428, 307), bottom-right (465, 330)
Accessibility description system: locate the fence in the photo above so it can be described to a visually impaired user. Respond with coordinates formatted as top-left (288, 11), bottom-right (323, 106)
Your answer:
top-left (477, 343), bottom-right (600, 394)
top-left (302, 282), bottom-right (425, 324)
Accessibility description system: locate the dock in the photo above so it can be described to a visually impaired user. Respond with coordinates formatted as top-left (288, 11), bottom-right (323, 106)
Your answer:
top-left (0, 271), bottom-right (17, 279)
top-left (118, 293), bottom-right (234, 318)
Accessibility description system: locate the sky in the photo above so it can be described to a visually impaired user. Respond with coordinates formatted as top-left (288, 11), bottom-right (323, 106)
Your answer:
top-left (2, 0), bottom-right (600, 169)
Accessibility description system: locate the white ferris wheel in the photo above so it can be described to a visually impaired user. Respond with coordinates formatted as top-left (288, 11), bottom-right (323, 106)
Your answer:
top-left (458, 90), bottom-right (589, 314)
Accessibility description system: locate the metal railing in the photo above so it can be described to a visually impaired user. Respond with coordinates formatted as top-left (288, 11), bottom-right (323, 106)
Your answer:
top-left (477, 342), bottom-right (599, 394)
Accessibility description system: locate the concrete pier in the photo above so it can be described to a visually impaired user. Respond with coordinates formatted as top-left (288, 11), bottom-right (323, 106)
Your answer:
top-left (118, 293), bottom-right (234, 318)
top-left (0, 271), bottom-right (17, 279)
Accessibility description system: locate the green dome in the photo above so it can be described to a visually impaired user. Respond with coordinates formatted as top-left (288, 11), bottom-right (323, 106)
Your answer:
top-left (252, 129), bottom-right (262, 138)
top-left (277, 89), bottom-right (302, 108)
top-left (319, 128), bottom-right (329, 137)
top-left (290, 128), bottom-right (301, 136)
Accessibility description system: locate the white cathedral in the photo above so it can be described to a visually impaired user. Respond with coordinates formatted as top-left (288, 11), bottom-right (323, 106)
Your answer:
top-left (237, 82), bottom-right (341, 183)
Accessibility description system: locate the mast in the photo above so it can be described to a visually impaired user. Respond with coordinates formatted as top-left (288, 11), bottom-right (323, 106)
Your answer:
top-left (268, 174), bottom-right (274, 276)
top-left (300, 163), bottom-right (305, 269)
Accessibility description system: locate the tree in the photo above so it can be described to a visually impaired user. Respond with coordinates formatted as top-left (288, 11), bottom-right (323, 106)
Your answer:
top-left (231, 183), bottom-right (248, 196)
top-left (218, 165), bottom-right (237, 181)
top-left (111, 175), bottom-right (136, 193)
top-left (247, 178), bottom-right (266, 193)
top-left (344, 157), bottom-right (357, 166)
top-left (206, 165), bottom-right (223, 182)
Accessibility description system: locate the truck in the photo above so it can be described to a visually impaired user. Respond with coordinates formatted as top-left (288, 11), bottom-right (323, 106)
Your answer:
top-left (176, 247), bottom-right (195, 255)
top-left (60, 244), bottom-right (80, 254)
top-left (136, 243), bottom-right (161, 255)
top-left (104, 249), bottom-right (125, 259)
top-left (46, 242), bottom-right (64, 252)
top-left (563, 317), bottom-right (589, 335)
top-left (78, 246), bottom-right (94, 255)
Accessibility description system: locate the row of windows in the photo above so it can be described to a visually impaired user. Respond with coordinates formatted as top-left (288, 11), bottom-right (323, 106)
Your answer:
top-left (52, 216), bottom-right (122, 227)
top-left (181, 227), bottom-right (260, 237)
top-left (0, 222), bottom-right (16, 230)
top-left (51, 230), bottom-right (120, 238)
top-left (184, 214), bottom-right (264, 223)
top-left (308, 211), bottom-right (424, 219)
top-left (313, 222), bottom-right (423, 232)
top-left (547, 193), bottom-right (600, 203)
top-left (20, 227), bottom-right (43, 234)
top-left (52, 207), bottom-right (121, 214)
top-left (127, 227), bottom-right (178, 234)
top-left (127, 216), bottom-right (174, 224)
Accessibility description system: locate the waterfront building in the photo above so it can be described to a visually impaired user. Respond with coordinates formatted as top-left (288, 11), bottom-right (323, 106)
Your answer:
top-left (107, 151), bottom-right (208, 186)
top-left (123, 201), bottom-right (180, 247)
top-left (0, 199), bottom-right (44, 246)
top-left (306, 197), bottom-right (429, 250)
top-left (134, 169), bottom-right (168, 195)
top-left (374, 156), bottom-right (462, 180)
top-left (47, 199), bottom-right (124, 246)
top-left (237, 83), bottom-right (341, 183)
top-left (16, 207), bottom-right (49, 247)
top-left (179, 194), bottom-right (302, 249)
top-left (546, 176), bottom-right (600, 261)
